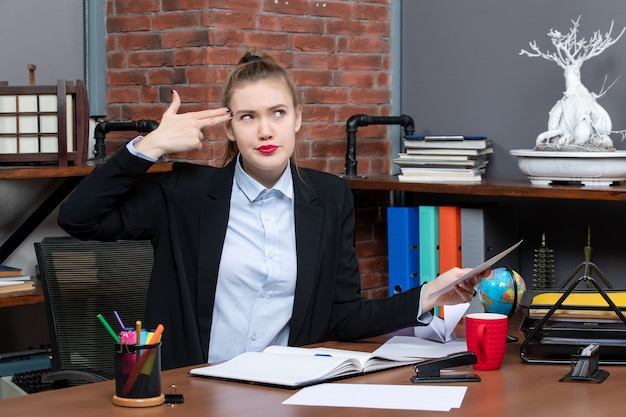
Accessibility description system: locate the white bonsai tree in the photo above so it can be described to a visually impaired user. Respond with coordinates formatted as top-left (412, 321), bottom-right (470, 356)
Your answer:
top-left (520, 17), bottom-right (626, 151)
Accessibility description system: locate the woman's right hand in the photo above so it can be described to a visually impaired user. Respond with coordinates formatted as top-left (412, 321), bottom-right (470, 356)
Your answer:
top-left (134, 90), bottom-right (232, 159)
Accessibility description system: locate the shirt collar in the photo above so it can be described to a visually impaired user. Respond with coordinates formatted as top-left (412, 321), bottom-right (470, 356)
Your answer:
top-left (234, 155), bottom-right (294, 202)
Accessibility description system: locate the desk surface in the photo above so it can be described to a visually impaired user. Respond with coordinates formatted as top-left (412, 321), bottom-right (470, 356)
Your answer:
top-left (2, 323), bottom-right (624, 417)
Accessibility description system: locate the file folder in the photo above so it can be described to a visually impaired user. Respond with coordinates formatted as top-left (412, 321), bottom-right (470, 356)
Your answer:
top-left (438, 206), bottom-right (462, 272)
top-left (419, 206), bottom-right (439, 285)
top-left (387, 207), bottom-right (420, 296)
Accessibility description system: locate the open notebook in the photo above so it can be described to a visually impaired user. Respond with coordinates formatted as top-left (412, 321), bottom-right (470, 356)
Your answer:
top-left (189, 345), bottom-right (420, 389)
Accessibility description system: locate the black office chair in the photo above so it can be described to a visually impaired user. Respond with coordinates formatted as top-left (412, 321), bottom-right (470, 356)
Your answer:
top-left (34, 237), bottom-right (153, 388)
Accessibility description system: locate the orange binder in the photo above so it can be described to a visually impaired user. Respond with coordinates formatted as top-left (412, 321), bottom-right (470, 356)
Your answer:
top-left (438, 206), bottom-right (462, 318)
top-left (438, 206), bottom-right (462, 272)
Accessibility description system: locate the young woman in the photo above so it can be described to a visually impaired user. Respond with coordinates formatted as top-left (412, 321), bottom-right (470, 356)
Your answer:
top-left (58, 50), bottom-right (483, 370)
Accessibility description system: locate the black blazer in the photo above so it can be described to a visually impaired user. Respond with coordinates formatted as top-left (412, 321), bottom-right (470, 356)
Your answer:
top-left (58, 147), bottom-right (422, 369)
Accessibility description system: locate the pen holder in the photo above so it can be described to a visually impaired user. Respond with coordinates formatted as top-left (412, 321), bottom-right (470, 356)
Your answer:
top-left (559, 348), bottom-right (609, 383)
top-left (112, 343), bottom-right (164, 407)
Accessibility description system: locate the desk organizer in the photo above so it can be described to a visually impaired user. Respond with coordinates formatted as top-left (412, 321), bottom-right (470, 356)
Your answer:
top-left (560, 348), bottom-right (609, 383)
top-left (519, 275), bottom-right (626, 365)
top-left (0, 80), bottom-right (88, 166)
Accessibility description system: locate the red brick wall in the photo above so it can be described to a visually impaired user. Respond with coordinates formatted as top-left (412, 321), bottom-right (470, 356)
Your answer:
top-left (104, 0), bottom-right (392, 298)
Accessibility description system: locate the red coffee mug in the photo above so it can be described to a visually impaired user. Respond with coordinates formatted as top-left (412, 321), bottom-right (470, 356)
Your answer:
top-left (465, 313), bottom-right (508, 370)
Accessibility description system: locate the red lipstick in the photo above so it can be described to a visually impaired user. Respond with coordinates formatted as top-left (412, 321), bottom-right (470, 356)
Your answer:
top-left (257, 145), bottom-right (278, 154)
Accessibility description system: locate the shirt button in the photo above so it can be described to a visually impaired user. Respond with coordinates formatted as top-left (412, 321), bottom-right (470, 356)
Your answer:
top-left (260, 291), bottom-right (267, 298)
top-left (267, 252), bottom-right (274, 259)
top-left (265, 215), bottom-right (272, 221)
top-left (250, 334), bottom-right (257, 341)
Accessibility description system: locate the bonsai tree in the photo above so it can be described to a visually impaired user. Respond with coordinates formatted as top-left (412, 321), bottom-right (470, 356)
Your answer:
top-left (520, 17), bottom-right (626, 151)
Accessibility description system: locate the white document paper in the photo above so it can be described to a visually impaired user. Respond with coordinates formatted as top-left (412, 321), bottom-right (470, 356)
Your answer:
top-left (428, 239), bottom-right (523, 300)
top-left (413, 302), bottom-right (469, 343)
top-left (372, 335), bottom-right (468, 360)
top-left (282, 383), bottom-right (467, 411)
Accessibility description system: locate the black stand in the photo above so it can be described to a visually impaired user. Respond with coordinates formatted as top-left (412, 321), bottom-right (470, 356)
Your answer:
top-left (519, 274), bottom-right (626, 365)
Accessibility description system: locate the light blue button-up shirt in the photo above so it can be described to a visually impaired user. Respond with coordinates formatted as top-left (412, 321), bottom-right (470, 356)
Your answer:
top-left (207, 157), bottom-right (297, 362)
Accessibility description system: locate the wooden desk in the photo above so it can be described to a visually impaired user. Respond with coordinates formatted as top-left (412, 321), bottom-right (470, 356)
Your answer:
top-left (2, 325), bottom-right (623, 416)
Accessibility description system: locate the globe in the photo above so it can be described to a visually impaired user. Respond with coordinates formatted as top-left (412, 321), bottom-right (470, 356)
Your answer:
top-left (477, 267), bottom-right (526, 316)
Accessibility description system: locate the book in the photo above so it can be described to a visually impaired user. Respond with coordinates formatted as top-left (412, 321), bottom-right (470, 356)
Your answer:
top-left (387, 207), bottom-right (421, 296)
top-left (404, 136), bottom-right (492, 150)
top-left (405, 147), bottom-right (493, 156)
top-left (0, 265), bottom-right (23, 277)
top-left (0, 275), bottom-right (32, 282)
top-left (189, 345), bottom-right (419, 389)
top-left (395, 153), bottom-right (483, 162)
top-left (397, 167), bottom-right (484, 183)
top-left (399, 167), bottom-right (484, 177)
top-left (0, 280), bottom-right (35, 294)
top-left (398, 175), bottom-right (482, 183)
top-left (408, 135), bottom-right (487, 141)
top-left (394, 158), bottom-right (488, 168)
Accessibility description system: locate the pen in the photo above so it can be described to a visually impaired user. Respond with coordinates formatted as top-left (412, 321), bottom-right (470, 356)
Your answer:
top-left (96, 314), bottom-right (121, 343)
top-left (113, 311), bottom-right (125, 329)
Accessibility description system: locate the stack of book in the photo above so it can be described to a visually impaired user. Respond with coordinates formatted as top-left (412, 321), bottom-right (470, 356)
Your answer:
top-left (393, 135), bottom-right (493, 183)
top-left (0, 265), bottom-right (34, 294)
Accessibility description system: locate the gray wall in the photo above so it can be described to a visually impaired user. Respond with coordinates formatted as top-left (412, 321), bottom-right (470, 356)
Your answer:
top-left (400, 1), bottom-right (626, 287)
top-left (401, 1), bottom-right (626, 180)
top-left (1, 0), bottom-right (83, 86)
top-left (0, 0), bottom-right (84, 354)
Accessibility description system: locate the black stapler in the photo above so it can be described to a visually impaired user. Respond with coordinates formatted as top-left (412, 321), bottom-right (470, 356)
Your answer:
top-left (411, 351), bottom-right (481, 383)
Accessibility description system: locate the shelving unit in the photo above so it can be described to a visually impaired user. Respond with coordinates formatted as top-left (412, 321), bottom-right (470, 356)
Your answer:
top-left (346, 175), bottom-right (626, 293)
top-left (5, 172), bottom-right (624, 308)
top-left (0, 163), bottom-right (173, 308)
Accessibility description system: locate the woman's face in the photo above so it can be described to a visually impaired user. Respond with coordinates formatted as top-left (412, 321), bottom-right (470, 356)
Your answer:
top-left (225, 78), bottom-right (301, 188)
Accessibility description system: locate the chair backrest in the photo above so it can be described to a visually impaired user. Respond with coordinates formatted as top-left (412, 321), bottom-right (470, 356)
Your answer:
top-left (35, 237), bottom-right (153, 379)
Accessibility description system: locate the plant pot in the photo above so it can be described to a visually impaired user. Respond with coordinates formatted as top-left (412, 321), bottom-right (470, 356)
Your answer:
top-left (510, 149), bottom-right (626, 186)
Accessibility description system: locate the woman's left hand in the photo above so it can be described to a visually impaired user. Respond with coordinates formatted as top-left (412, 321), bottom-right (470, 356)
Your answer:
top-left (420, 267), bottom-right (491, 312)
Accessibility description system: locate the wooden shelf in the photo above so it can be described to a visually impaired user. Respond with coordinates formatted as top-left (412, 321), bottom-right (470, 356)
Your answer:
top-left (346, 176), bottom-right (626, 202)
top-left (0, 162), bottom-right (173, 180)
top-left (0, 281), bottom-right (44, 309)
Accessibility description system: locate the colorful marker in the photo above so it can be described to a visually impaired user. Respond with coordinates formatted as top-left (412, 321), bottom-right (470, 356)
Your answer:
top-left (113, 310), bottom-right (125, 329)
top-left (96, 314), bottom-right (121, 343)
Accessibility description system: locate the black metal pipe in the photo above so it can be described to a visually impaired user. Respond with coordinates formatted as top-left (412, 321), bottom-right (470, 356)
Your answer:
top-left (344, 114), bottom-right (415, 178)
top-left (93, 120), bottom-right (159, 160)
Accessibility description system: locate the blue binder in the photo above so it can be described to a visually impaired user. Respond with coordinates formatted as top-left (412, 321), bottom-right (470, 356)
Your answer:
top-left (387, 207), bottom-right (420, 296)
